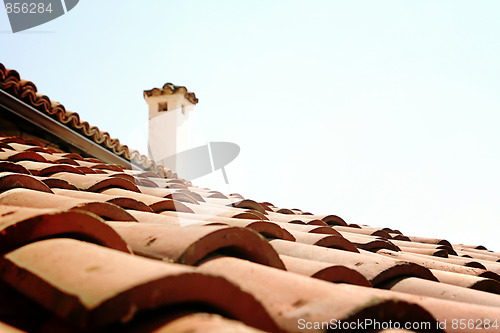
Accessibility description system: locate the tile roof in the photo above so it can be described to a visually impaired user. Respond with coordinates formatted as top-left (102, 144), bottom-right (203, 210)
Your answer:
top-left (143, 83), bottom-right (199, 105)
top-left (1, 65), bottom-right (500, 332)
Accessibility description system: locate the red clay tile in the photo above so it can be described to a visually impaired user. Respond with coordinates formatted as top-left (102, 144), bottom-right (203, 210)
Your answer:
top-left (431, 269), bottom-right (500, 294)
top-left (269, 240), bottom-right (436, 286)
top-left (279, 255), bottom-right (371, 287)
top-left (333, 225), bottom-right (391, 238)
top-left (108, 223), bottom-right (285, 269)
top-left (456, 248), bottom-right (500, 262)
top-left (0, 173), bottom-right (52, 193)
top-left (34, 176), bottom-right (79, 190)
top-left (16, 161), bottom-right (84, 176)
top-left (380, 276), bottom-right (500, 307)
top-left (36, 152), bottom-right (80, 165)
top-left (423, 253), bottom-right (486, 269)
top-left (52, 188), bottom-right (153, 212)
top-left (285, 230), bottom-right (359, 252)
top-left (49, 172), bottom-right (141, 192)
top-left (0, 205), bottom-right (129, 252)
top-left (196, 218), bottom-right (295, 241)
top-left (270, 221), bottom-right (341, 235)
top-left (101, 188), bottom-right (194, 213)
top-left (0, 238), bottom-right (280, 332)
top-left (182, 203), bottom-right (267, 220)
top-left (0, 150), bottom-right (48, 163)
top-left (138, 186), bottom-right (203, 203)
top-left (198, 257), bottom-right (441, 333)
top-left (0, 188), bottom-right (137, 221)
top-left (390, 239), bottom-right (457, 255)
top-left (4, 143), bottom-right (50, 153)
top-left (377, 249), bottom-right (500, 282)
top-left (395, 246), bottom-right (448, 257)
top-left (265, 211), bottom-right (347, 226)
top-left (335, 231), bottom-right (400, 252)
top-left (0, 162), bottom-right (30, 175)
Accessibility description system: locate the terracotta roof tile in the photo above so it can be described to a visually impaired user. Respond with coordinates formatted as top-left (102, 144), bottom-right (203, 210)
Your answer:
top-left (0, 239), bottom-right (280, 332)
top-left (431, 269), bottom-right (500, 294)
top-left (380, 276), bottom-right (500, 307)
top-left (108, 223), bottom-right (285, 269)
top-left (0, 205), bottom-right (129, 252)
top-left (279, 254), bottom-right (371, 287)
top-left (269, 240), bottom-right (436, 286)
top-left (49, 172), bottom-right (141, 192)
top-left (377, 249), bottom-right (500, 281)
top-left (0, 188), bottom-right (137, 221)
top-left (198, 257), bottom-right (442, 333)
top-left (0, 173), bottom-right (53, 193)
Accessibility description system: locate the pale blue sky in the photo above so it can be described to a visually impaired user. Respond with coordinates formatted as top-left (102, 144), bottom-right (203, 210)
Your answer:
top-left (1, 1), bottom-right (499, 250)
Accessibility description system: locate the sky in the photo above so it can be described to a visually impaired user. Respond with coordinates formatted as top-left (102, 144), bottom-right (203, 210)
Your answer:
top-left (1, 1), bottom-right (499, 250)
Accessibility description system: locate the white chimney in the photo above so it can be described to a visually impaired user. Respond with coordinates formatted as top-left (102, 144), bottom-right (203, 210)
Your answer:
top-left (143, 83), bottom-right (198, 163)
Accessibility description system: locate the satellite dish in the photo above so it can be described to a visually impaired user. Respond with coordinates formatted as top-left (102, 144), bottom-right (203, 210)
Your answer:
top-left (5, 0), bottom-right (79, 33)
top-left (159, 142), bottom-right (240, 183)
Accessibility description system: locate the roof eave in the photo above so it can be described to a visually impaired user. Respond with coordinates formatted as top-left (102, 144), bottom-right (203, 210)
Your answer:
top-left (0, 89), bottom-right (138, 169)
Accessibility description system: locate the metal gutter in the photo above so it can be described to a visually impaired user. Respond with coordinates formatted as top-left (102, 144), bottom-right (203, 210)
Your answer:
top-left (0, 89), bottom-right (138, 169)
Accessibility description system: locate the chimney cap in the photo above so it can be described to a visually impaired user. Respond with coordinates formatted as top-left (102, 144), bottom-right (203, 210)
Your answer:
top-left (143, 83), bottom-right (198, 105)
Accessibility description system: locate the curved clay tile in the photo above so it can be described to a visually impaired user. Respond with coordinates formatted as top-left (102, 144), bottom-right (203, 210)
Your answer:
top-left (126, 210), bottom-right (185, 225)
top-left (138, 186), bottom-right (197, 200)
top-left (183, 203), bottom-right (266, 220)
top-left (423, 254), bottom-right (486, 269)
top-left (303, 219), bottom-right (329, 226)
top-left (0, 205), bottom-right (129, 253)
top-left (0, 161), bottom-right (30, 175)
top-left (0, 150), bottom-right (48, 163)
top-left (270, 240), bottom-right (436, 286)
top-left (311, 214), bottom-right (348, 226)
top-left (52, 188), bottom-right (153, 212)
top-left (197, 218), bottom-right (295, 241)
top-left (0, 239), bottom-right (280, 332)
top-left (390, 239), bottom-right (457, 256)
top-left (431, 269), bottom-right (500, 294)
top-left (108, 223), bottom-right (285, 269)
top-left (75, 166), bottom-right (98, 174)
top-left (49, 172), bottom-right (140, 192)
top-left (198, 257), bottom-right (442, 333)
top-left (380, 276), bottom-right (500, 307)
top-left (0, 173), bottom-right (52, 193)
top-left (279, 255), bottom-right (371, 287)
top-left (456, 248), bottom-right (500, 262)
top-left (406, 235), bottom-right (452, 248)
top-left (389, 233), bottom-right (411, 241)
top-left (34, 177), bottom-right (79, 190)
top-left (335, 232), bottom-right (400, 252)
top-left (0, 188), bottom-right (137, 221)
top-left (100, 188), bottom-right (194, 213)
top-left (16, 161), bottom-right (84, 176)
top-left (37, 152), bottom-right (80, 165)
top-left (396, 246), bottom-right (448, 257)
top-left (285, 230), bottom-right (359, 253)
top-left (334, 225), bottom-right (391, 239)
top-left (271, 221), bottom-right (341, 236)
top-left (5, 143), bottom-right (50, 153)
top-left (377, 249), bottom-right (500, 282)
top-left (227, 199), bottom-right (267, 214)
